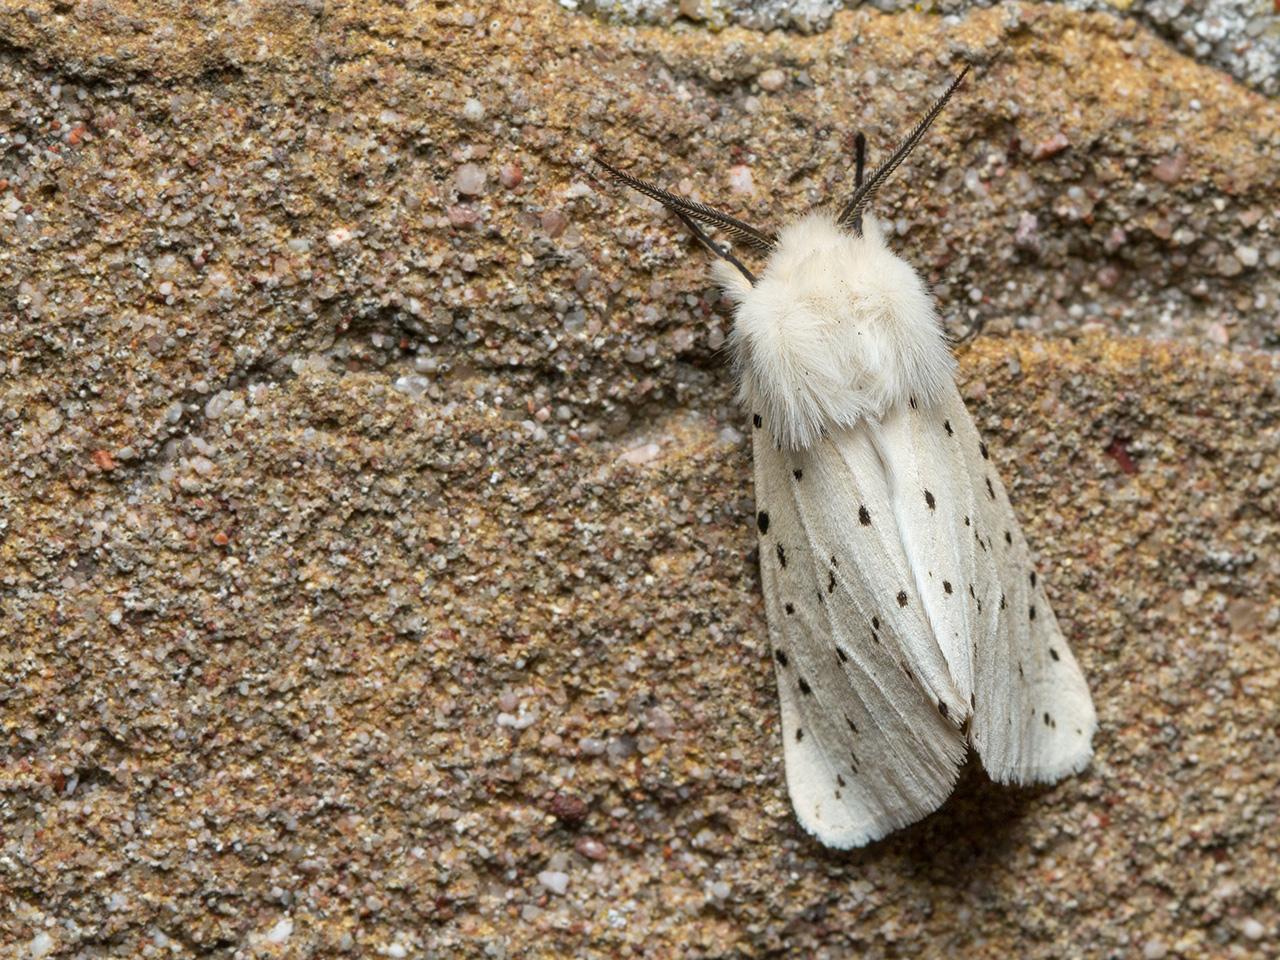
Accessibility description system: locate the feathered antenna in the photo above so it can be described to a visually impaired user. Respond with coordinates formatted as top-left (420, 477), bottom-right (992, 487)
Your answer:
top-left (592, 153), bottom-right (775, 284)
top-left (851, 131), bottom-right (868, 235)
top-left (836, 65), bottom-right (970, 230)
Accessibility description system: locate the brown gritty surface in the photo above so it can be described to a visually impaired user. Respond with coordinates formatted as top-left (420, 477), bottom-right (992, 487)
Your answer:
top-left (0, 0), bottom-right (1278, 957)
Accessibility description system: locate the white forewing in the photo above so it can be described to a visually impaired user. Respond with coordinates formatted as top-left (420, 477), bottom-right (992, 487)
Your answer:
top-left (869, 398), bottom-right (983, 708)
top-left (752, 414), bottom-right (967, 848)
top-left (934, 384), bottom-right (1098, 783)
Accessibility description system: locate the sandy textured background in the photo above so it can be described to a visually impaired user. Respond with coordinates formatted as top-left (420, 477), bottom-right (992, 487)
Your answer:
top-left (1, 0), bottom-right (1278, 957)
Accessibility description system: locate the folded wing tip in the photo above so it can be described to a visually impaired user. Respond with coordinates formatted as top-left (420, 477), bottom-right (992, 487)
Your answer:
top-left (786, 741), bottom-right (970, 850)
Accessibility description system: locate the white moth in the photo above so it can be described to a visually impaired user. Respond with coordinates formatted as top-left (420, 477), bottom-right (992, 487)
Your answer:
top-left (596, 68), bottom-right (1096, 848)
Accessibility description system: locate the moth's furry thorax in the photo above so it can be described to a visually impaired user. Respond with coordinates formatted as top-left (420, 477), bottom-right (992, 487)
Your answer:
top-left (714, 213), bottom-right (954, 450)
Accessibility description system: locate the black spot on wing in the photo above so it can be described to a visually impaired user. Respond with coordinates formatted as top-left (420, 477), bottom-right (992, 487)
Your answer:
top-left (784, 602), bottom-right (795, 615)
top-left (798, 676), bottom-right (812, 696)
top-left (796, 727), bottom-right (804, 742)
top-left (944, 419), bottom-right (953, 436)
top-left (938, 701), bottom-right (950, 718)
top-left (793, 468), bottom-right (803, 480)
top-left (871, 616), bottom-right (880, 631)
top-left (1029, 605), bottom-right (1037, 621)
top-left (943, 580), bottom-right (953, 594)
top-left (757, 511), bottom-right (769, 533)
top-left (925, 489), bottom-right (936, 510)
top-left (753, 413), bottom-right (762, 428)
top-left (774, 649), bottom-right (789, 667)
top-left (858, 505), bottom-right (871, 526)
top-left (980, 441), bottom-right (990, 460)
top-left (985, 477), bottom-right (995, 500)
top-left (1030, 570), bottom-right (1038, 587)
top-left (1049, 647), bottom-right (1061, 661)
top-left (896, 590), bottom-right (908, 607)
top-left (776, 543), bottom-right (786, 568)
top-left (827, 570), bottom-right (836, 594)
top-left (836, 646), bottom-right (849, 664)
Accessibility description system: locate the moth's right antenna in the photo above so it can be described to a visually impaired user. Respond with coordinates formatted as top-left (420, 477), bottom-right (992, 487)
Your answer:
top-left (592, 153), bottom-right (774, 285)
top-left (837, 65), bottom-right (970, 230)
top-left (592, 154), bottom-right (777, 253)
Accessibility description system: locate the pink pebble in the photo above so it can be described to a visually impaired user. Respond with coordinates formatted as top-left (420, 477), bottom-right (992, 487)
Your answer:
top-left (541, 209), bottom-right (568, 238)
top-left (1151, 152), bottom-right (1187, 184)
top-left (448, 205), bottom-right (479, 228)
top-left (1030, 131), bottom-right (1070, 161)
top-left (575, 836), bottom-right (608, 860)
top-left (499, 163), bottom-right (523, 188)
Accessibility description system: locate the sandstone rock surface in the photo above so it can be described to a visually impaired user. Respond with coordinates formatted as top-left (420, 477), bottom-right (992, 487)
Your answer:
top-left (1, 1), bottom-right (1277, 957)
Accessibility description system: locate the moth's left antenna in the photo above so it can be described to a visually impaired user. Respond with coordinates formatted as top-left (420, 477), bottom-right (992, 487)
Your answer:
top-left (591, 153), bottom-right (767, 285)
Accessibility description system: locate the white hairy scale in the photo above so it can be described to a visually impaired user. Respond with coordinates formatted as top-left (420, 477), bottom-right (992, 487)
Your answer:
top-left (715, 212), bottom-right (1097, 849)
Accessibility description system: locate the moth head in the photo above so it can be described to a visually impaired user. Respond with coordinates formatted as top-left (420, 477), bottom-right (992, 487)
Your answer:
top-left (591, 65), bottom-right (970, 285)
top-left (594, 68), bottom-right (970, 449)
top-left (723, 206), bottom-right (956, 448)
